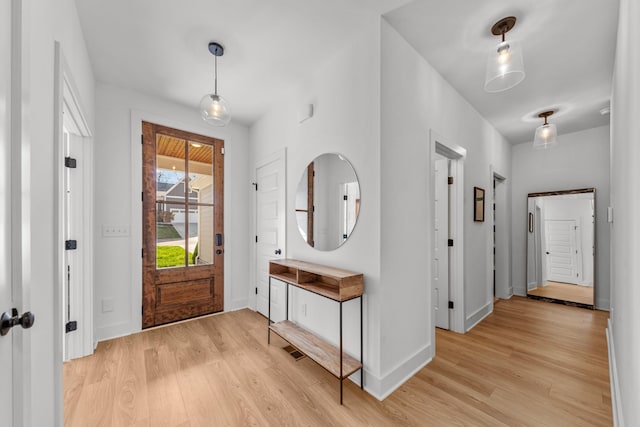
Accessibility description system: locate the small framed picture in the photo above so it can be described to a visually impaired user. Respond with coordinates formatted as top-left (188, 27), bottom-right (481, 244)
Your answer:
top-left (474, 187), bottom-right (485, 222)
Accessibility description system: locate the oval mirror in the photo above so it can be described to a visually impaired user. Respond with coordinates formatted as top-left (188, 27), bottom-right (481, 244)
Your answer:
top-left (295, 153), bottom-right (361, 251)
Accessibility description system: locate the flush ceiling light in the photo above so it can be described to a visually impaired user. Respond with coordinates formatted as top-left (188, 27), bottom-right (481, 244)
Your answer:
top-left (200, 42), bottom-right (231, 126)
top-left (484, 16), bottom-right (526, 93)
top-left (533, 110), bottom-right (558, 149)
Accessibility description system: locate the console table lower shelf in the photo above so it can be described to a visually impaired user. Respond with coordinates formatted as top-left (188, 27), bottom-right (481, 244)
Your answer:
top-left (269, 320), bottom-right (363, 380)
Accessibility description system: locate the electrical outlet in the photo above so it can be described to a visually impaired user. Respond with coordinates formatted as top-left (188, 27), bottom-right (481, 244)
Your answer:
top-left (102, 298), bottom-right (114, 313)
top-left (102, 225), bottom-right (130, 237)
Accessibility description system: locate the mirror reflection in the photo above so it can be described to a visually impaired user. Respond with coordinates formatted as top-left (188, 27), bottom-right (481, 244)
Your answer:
top-left (526, 189), bottom-right (595, 308)
top-left (295, 153), bottom-right (360, 251)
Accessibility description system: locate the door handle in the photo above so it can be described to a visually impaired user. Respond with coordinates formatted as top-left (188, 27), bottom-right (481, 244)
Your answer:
top-left (274, 249), bottom-right (282, 255)
top-left (1, 308), bottom-right (35, 336)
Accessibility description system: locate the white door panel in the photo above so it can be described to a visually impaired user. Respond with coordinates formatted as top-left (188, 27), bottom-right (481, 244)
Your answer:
top-left (545, 220), bottom-right (578, 284)
top-left (255, 153), bottom-right (286, 318)
top-left (0, 1), bottom-right (13, 423)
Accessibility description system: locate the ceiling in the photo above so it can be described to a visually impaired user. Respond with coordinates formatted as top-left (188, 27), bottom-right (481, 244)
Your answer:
top-left (76, 0), bottom-right (618, 144)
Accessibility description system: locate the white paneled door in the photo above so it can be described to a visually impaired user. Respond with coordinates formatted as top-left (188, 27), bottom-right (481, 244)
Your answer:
top-left (433, 158), bottom-right (449, 329)
top-left (255, 151), bottom-right (286, 319)
top-left (1, 2), bottom-right (30, 424)
top-left (545, 220), bottom-right (579, 284)
top-left (0, 1), bottom-right (12, 423)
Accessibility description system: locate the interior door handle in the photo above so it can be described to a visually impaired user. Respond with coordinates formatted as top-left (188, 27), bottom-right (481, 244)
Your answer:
top-left (1, 308), bottom-right (35, 336)
top-left (275, 249), bottom-right (282, 255)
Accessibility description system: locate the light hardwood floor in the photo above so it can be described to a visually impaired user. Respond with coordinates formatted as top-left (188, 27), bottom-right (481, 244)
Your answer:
top-left (529, 281), bottom-right (594, 305)
top-left (64, 297), bottom-right (611, 426)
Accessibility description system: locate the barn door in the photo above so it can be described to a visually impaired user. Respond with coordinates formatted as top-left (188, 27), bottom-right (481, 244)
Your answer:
top-left (142, 122), bottom-right (224, 328)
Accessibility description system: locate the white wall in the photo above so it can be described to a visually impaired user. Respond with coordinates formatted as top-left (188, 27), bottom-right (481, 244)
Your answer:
top-left (511, 125), bottom-right (610, 309)
top-left (93, 83), bottom-right (250, 341)
top-left (380, 19), bottom-right (512, 388)
top-left (249, 17), bottom-right (383, 391)
top-left (610, 0), bottom-right (640, 424)
top-left (21, 0), bottom-right (95, 424)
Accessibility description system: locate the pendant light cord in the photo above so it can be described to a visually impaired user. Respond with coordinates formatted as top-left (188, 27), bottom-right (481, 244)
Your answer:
top-left (214, 54), bottom-right (218, 96)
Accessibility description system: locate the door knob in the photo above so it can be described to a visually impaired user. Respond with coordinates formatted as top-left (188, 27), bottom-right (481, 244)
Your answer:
top-left (1, 308), bottom-right (35, 336)
top-left (274, 249), bottom-right (282, 255)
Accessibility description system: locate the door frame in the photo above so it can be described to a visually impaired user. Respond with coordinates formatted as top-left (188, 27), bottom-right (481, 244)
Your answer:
top-left (429, 130), bottom-right (465, 334)
top-left (251, 148), bottom-right (287, 312)
top-left (130, 111), bottom-right (232, 334)
top-left (488, 166), bottom-right (510, 302)
top-left (54, 42), bottom-right (94, 362)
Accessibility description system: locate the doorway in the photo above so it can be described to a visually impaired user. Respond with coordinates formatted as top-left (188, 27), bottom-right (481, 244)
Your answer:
top-left (430, 130), bottom-right (466, 334)
top-left (141, 122), bottom-right (224, 328)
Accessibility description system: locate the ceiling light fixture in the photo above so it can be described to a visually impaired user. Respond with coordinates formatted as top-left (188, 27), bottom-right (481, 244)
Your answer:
top-left (484, 16), bottom-right (525, 93)
top-left (533, 111), bottom-right (558, 149)
top-left (200, 42), bottom-right (231, 126)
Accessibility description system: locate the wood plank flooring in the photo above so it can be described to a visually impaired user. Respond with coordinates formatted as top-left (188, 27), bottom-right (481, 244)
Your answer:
top-left (64, 297), bottom-right (612, 426)
top-left (529, 281), bottom-right (594, 305)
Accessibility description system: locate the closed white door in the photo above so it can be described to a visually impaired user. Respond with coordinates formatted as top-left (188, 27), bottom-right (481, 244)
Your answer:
top-left (433, 158), bottom-right (449, 329)
top-left (0, 1), bottom-right (13, 423)
top-left (255, 152), bottom-right (286, 319)
top-left (545, 220), bottom-right (578, 284)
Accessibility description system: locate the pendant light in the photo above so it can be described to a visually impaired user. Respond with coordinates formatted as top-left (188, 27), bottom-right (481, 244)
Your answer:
top-left (484, 16), bottom-right (525, 93)
top-left (533, 111), bottom-right (558, 149)
top-left (200, 42), bottom-right (231, 126)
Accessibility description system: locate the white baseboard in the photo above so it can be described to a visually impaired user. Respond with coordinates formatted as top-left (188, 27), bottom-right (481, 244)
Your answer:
top-left (513, 287), bottom-right (527, 297)
top-left (606, 319), bottom-right (624, 426)
top-left (227, 299), bottom-right (250, 312)
top-left (364, 344), bottom-right (433, 401)
top-left (465, 302), bottom-right (492, 332)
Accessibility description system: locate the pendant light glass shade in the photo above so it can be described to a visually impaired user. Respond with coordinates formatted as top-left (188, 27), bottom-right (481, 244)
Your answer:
top-left (533, 123), bottom-right (558, 149)
top-left (200, 93), bottom-right (231, 126)
top-left (200, 42), bottom-right (231, 127)
top-left (484, 39), bottom-right (525, 93)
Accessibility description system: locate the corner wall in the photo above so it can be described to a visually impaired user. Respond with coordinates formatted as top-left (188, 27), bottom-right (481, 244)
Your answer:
top-left (610, 0), bottom-right (640, 424)
top-left (93, 83), bottom-right (250, 341)
top-left (24, 0), bottom-right (95, 424)
top-left (379, 20), bottom-right (511, 392)
top-left (249, 17), bottom-right (383, 391)
top-left (511, 125), bottom-right (610, 309)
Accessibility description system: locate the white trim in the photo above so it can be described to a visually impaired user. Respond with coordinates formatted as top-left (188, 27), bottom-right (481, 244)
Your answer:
top-left (54, 42), bottom-right (94, 363)
top-left (607, 319), bottom-right (624, 426)
top-left (465, 302), bottom-right (493, 332)
top-left (429, 130), bottom-right (466, 334)
top-left (364, 344), bottom-right (433, 401)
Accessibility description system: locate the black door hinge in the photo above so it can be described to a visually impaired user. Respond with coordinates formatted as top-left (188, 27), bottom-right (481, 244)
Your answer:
top-left (141, 248), bottom-right (144, 258)
top-left (343, 234), bottom-right (348, 239)
top-left (448, 239), bottom-right (453, 247)
top-left (65, 240), bottom-right (78, 250)
top-left (141, 134), bottom-right (143, 144)
top-left (343, 195), bottom-right (348, 201)
top-left (65, 157), bottom-right (77, 168)
top-left (65, 321), bottom-right (78, 333)
top-left (255, 287), bottom-right (258, 295)
top-left (448, 301), bottom-right (454, 309)
top-left (252, 182), bottom-right (258, 191)
top-left (448, 176), bottom-right (453, 185)
top-left (255, 235), bottom-right (258, 243)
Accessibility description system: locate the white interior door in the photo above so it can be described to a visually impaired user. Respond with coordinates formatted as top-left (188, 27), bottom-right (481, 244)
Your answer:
top-left (0, 1), bottom-right (13, 423)
top-left (255, 152), bottom-right (286, 318)
top-left (433, 157), bottom-right (449, 329)
top-left (545, 220), bottom-right (578, 284)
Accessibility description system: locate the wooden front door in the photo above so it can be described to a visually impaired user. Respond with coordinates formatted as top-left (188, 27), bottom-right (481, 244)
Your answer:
top-left (142, 122), bottom-right (224, 328)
